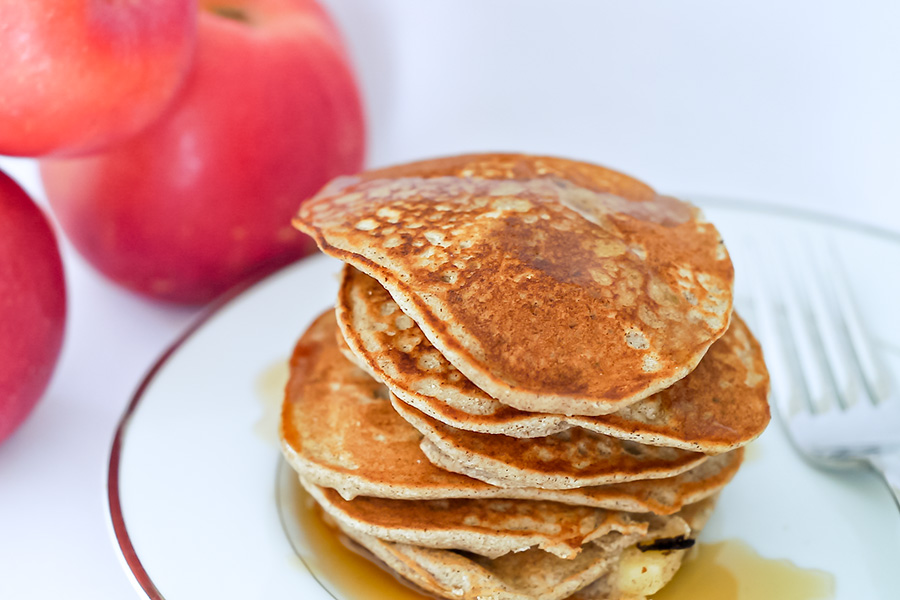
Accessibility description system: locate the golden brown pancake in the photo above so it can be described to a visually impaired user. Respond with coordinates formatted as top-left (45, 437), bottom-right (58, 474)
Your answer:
top-left (338, 265), bottom-right (769, 453)
top-left (303, 478), bottom-right (649, 559)
top-left (338, 523), bottom-right (651, 600)
top-left (332, 497), bottom-right (716, 600)
top-left (280, 310), bottom-right (743, 514)
top-left (294, 153), bottom-right (734, 416)
top-left (394, 398), bottom-right (708, 489)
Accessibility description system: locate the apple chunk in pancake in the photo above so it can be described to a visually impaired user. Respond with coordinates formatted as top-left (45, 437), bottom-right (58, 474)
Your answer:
top-left (329, 496), bottom-right (715, 600)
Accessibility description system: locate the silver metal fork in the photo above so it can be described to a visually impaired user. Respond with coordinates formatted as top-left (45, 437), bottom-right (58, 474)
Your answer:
top-left (747, 236), bottom-right (900, 510)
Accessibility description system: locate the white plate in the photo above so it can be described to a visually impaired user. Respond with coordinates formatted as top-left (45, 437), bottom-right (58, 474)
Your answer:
top-left (108, 199), bottom-right (900, 600)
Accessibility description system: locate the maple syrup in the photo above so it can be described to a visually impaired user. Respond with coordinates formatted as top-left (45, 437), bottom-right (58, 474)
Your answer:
top-left (270, 348), bottom-right (832, 600)
top-left (742, 441), bottom-right (763, 464)
top-left (278, 463), bottom-right (434, 600)
top-left (279, 466), bottom-right (834, 600)
top-left (651, 540), bottom-right (834, 600)
top-left (254, 358), bottom-right (289, 443)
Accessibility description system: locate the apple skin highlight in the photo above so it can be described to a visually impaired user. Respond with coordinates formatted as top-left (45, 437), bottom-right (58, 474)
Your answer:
top-left (0, 0), bottom-right (197, 157)
top-left (41, 0), bottom-right (366, 304)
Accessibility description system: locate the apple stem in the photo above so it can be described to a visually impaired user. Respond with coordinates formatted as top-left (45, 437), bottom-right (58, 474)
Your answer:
top-left (209, 6), bottom-right (249, 23)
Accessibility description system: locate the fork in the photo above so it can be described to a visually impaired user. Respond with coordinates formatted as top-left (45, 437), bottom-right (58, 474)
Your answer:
top-left (746, 236), bottom-right (900, 511)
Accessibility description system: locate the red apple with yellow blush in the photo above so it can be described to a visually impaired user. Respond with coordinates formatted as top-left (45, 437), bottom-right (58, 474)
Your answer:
top-left (0, 170), bottom-right (66, 445)
top-left (41, 0), bottom-right (366, 303)
top-left (0, 0), bottom-right (196, 157)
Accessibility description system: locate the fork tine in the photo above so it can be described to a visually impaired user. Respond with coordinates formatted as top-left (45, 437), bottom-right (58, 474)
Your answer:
top-left (780, 237), bottom-right (846, 413)
top-left (823, 242), bottom-right (894, 405)
top-left (766, 237), bottom-right (840, 415)
top-left (803, 238), bottom-right (868, 408)
top-left (742, 236), bottom-right (812, 421)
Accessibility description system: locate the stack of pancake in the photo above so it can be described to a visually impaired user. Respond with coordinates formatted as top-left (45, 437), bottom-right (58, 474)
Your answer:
top-left (281, 154), bottom-right (770, 600)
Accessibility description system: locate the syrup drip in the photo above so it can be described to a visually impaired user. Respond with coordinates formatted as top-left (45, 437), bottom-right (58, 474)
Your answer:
top-left (285, 476), bottom-right (834, 600)
top-left (741, 441), bottom-right (763, 464)
top-left (651, 540), bottom-right (834, 600)
top-left (254, 358), bottom-right (289, 443)
top-left (289, 481), bottom-right (433, 600)
top-left (272, 344), bottom-right (832, 600)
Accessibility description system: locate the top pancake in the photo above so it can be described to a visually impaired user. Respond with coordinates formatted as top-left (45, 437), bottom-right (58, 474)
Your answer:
top-left (337, 265), bottom-right (769, 453)
top-left (280, 310), bottom-right (743, 515)
top-left (294, 153), bottom-right (734, 416)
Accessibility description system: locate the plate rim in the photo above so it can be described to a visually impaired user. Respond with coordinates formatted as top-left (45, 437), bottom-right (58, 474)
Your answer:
top-left (688, 194), bottom-right (900, 244)
top-left (105, 264), bottom-right (303, 600)
top-left (106, 197), bottom-right (900, 599)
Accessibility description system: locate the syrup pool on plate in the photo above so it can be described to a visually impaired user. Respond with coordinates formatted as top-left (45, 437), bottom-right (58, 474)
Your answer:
top-left (278, 463), bottom-right (434, 600)
top-left (277, 467), bottom-right (834, 600)
top-left (650, 539), bottom-right (834, 600)
top-left (255, 358), bottom-right (289, 443)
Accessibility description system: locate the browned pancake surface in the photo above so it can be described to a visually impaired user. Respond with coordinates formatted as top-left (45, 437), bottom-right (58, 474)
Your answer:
top-left (294, 153), bottom-right (734, 415)
top-left (332, 498), bottom-right (714, 600)
top-left (337, 265), bottom-right (769, 452)
top-left (306, 481), bottom-right (649, 559)
top-left (280, 310), bottom-right (743, 514)
top-left (393, 398), bottom-right (708, 489)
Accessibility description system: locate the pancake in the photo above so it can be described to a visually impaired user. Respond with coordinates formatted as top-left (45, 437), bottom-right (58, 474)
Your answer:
top-left (303, 478), bottom-right (650, 559)
top-left (395, 397), bottom-right (708, 489)
top-left (294, 153), bottom-right (734, 416)
top-left (332, 497), bottom-right (715, 600)
top-left (281, 310), bottom-right (743, 513)
top-left (342, 527), bottom-right (633, 600)
top-left (338, 265), bottom-right (769, 452)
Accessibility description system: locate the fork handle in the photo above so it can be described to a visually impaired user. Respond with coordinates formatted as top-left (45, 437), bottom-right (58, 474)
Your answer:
top-left (869, 451), bottom-right (900, 512)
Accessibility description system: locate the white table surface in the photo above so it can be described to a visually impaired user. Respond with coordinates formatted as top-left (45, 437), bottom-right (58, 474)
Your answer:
top-left (2, 2), bottom-right (899, 598)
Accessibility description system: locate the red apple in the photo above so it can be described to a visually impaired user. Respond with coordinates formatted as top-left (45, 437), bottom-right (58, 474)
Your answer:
top-left (41, 0), bottom-right (366, 303)
top-left (0, 0), bottom-right (196, 157)
top-left (0, 170), bottom-right (66, 444)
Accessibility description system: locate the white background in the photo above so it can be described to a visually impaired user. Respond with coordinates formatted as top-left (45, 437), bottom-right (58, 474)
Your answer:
top-left (1, 1), bottom-right (899, 598)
